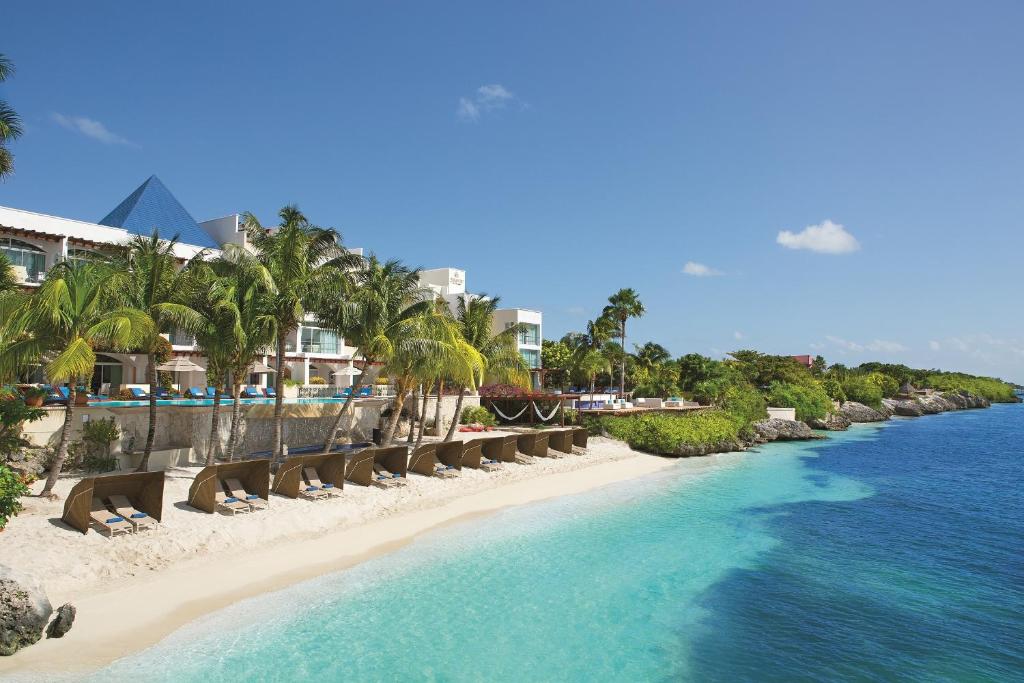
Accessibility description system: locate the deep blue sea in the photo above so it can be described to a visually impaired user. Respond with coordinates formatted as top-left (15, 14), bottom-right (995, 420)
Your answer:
top-left (94, 404), bottom-right (1023, 682)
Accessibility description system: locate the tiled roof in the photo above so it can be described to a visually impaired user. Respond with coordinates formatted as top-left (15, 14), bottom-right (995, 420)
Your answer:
top-left (98, 175), bottom-right (219, 249)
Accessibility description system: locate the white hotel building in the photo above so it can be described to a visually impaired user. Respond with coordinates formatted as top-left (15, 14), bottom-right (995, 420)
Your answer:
top-left (1, 176), bottom-right (542, 392)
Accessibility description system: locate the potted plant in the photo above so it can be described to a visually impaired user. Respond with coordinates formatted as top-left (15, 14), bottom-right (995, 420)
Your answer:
top-left (22, 387), bottom-right (47, 408)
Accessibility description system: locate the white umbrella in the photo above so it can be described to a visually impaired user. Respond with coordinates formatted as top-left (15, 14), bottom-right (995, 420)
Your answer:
top-left (334, 365), bottom-right (362, 376)
top-left (248, 361), bottom-right (277, 374)
top-left (155, 357), bottom-right (206, 391)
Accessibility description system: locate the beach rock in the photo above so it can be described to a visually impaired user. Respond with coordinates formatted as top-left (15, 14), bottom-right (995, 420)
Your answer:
top-left (919, 395), bottom-right (953, 414)
top-left (45, 604), bottom-right (75, 639)
top-left (808, 413), bottom-right (852, 431)
top-left (751, 418), bottom-right (820, 442)
top-left (0, 566), bottom-right (52, 656)
top-left (882, 398), bottom-right (926, 417)
top-left (839, 402), bottom-right (888, 423)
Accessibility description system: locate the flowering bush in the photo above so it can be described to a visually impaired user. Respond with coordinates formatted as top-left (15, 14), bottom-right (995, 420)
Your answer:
top-left (479, 384), bottom-right (527, 399)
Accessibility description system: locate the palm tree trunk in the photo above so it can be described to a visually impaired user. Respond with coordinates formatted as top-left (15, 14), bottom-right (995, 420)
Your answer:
top-left (444, 384), bottom-right (467, 441)
top-left (205, 377), bottom-right (224, 465)
top-left (433, 379), bottom-right (444, 438)
top-left (415, 383), bottom-right (429, 449)
top-left (40, 384), bottom-right (75, 498)
top-left (225, 382), bottom-right (243, 461)
top-left (407, 385), bottom-right (419, 444)
top-left (272, 330), bottom-right (286, 463)
top-left (382, 380), bottom-right (409, 444)
top-left (324, 376), bottom-right (364, 453)
top-left (620, 322), bottom-right (626, 396)
top-left (137, 352), bottom-right (158, 472)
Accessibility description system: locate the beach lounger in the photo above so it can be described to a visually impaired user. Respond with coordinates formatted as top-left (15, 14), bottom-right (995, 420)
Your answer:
top-left (516, 432), bottom-right (551, 459)
top-left (572, 427), bottom-right (589, 450)
top-left (186, 386), bottom-right (205, 399)
top-left (154, 387), bottom-right (172, 399)
top-left (225, 478), bottom-right (269, 510)
top-left (107, 494), bottom-right (159, 531)
top-left (408, 444), bottom-right (458, 478)
top-left (89, 497), bottom-right (133, 537)
top-left (371, 462), bottom-right (406, 488)
top-left (129, 387), bottom-right (150, 400)
top-left (303, 467), bottom-right (341, 497)
top-left (242, 386), bottom-right (262, 398)
top-left (461, 441), bottom-right (501, 472)
top-left (358, 386), bottom-right (373, 397)
top-left (214, 487), bottom-right (252, 515)
top-left (263, 387), bottom-right (277, 398)
top-left (548, 429), bottom-right (575, 455)
top-left (205, 386), bottom-right (231, 399)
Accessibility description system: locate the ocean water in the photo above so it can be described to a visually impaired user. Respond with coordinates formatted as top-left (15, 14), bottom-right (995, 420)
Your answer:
top-left (93, 405), bottom-right (1023, 682)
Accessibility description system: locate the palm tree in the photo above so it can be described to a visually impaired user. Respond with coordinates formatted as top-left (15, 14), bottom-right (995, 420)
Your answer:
top-left (443, 296), bottom-right (529, 441)
top-left (634, 341), bottom-right (671, 371)
top-left (0, 54), bottom-right (23, 179)
top-left (105, 233), bottom-right (203, 472)
top-left (577, 348), bottom-right (612, 394)
top-left (317, 257), bottom-right (424, 452)
top-left (241, 207), bottom-right (360, 463)
top-left (0, 253), bottom-right (17, 294)
top-left (602, 288), bottom-right (645, 395)
top-left (380, 310), bottom-right (483, 444)
top-left (0, 261), bottom-right (152, 497)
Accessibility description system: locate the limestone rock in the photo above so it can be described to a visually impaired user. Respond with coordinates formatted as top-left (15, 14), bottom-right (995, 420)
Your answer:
top-left (751, 418), bottom-right (821, 442)
top-left (0, 566), bottom-right (52, 656)
top-left (839, 401), bottom-right (888, 423)
top-left (46, 603), bottom-right (75, 639)
top-left (808, 413), bottom-right (852, 431)
top-left (882, 398), bottom-right (926, 417)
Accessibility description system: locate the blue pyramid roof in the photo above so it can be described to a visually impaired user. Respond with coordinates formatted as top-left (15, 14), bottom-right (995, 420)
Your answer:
top-left (99, 175), bottom-right (219, 248)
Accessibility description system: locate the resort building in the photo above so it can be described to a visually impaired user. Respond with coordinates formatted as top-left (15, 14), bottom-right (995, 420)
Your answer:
top-left (419, 267), bottom-right (544, 388)
top-left (2, 177), bottom-right (545, 394)
top-left (0, 176), bottom-right (361, 393)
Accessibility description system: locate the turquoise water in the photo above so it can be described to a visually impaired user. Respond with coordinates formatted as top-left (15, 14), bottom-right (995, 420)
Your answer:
top-left (93, 405), bottom-right (1023, 681)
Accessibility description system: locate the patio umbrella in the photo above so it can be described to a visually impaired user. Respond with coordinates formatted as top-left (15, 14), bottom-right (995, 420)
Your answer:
top-left (155, 357), bottom-right (206, 391)
top-left (334, 365), bottom-right (362, 376)
top-left (248, 361), bottom-right (277, 374)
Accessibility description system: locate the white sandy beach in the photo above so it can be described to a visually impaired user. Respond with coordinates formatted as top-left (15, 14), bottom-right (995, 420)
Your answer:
top-left (0, 434), bottom-right (675, 676)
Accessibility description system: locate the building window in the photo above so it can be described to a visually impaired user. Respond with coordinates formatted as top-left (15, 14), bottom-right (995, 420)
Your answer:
top-left (1, 238), bottom-right (46, 282)
top-left (67, 248), bottom-right (101, 263)
top-left (168, 330), bottom-right (196, 347)
top-left (300, 327), bottom-right (340, 354)
top-left (520, 348), bottom-right (540, 369)
top-left (519, 323), bottom-right (540, 346)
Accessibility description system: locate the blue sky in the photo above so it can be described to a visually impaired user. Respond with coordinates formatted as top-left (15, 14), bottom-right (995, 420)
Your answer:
top-left (3, 2), bottom-right (1023, 382)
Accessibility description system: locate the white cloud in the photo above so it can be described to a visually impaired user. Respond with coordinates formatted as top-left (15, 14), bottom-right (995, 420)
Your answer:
top-left (457, 84), bottom-right (518, 122)
top-left (929, 340), bottom-right (941, 351)
top-left (682, 261), bottom-right (723, 277)
top-left (777, 219), bottom-right (860, 254)
top-left (51, 113), bottom-right (134, 146)
top-left (825, 335), bottom-right (907, 353)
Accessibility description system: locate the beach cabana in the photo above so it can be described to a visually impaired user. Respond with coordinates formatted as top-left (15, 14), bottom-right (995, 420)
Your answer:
top-left (548, 429), bottom-right (575, 454)
top-left (572, 427), bottom-right (588, 449)
top-left (480, 435), bottom-right (517, 463)
top-left (187, 460), bottom-right (270, 514)
top-left (408, 444), bottom-right (458, 478)
top-left (62, 470), bottom-right (165, 534)
top-left (460, 440), bottom-right (500, 471)
top-left (272, 452), bottom-right (347, 498)
top-left (436, 441), bottom-right (465, 470)
top-left (517, 432), bottom-right (551, 458)
top-left (345, 446), bottom-right (408, 486)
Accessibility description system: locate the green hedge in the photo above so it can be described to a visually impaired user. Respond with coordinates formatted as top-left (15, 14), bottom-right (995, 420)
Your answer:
top-left (925, 374), bottom-right (1018, 402)
top-left (600, 411), bottom-right (741, 455)
top-left (765, 381), bottom-right (832, 421)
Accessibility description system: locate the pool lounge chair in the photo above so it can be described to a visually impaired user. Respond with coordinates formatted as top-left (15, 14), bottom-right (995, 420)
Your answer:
top-left (154, 387), bottom-right (173, 399)
top-left (107, 494), bottom-right (159, 532)
top-left (225, 478), bottom-right (269, 510)
top-left (303, 467), bottom-right (341, 498)
top-left (205, 386), bottom-right (231, 399)
top-left (186, 386), bottom-right (206, 399)
top-left (263, 386), bottom-right (277, 398)
top-left (129, 387), bottom-right (150, 400)
top-left (242, 386), bottom-right (263, 399)
top-left (89, 497), bottom-right (133, 537)
top-left (214, 487), bottom-right (252, 515)
top-left (358, 386), bottom-right (373, 397)
top-left (335, 387), bottom-right (353, 398)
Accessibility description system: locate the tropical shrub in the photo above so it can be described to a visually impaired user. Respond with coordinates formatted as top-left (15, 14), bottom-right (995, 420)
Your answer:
top-left (0, 399), bottom-right (45, 459)
top-left (718, 383), bottom-right (767, 431)
top-left (460, 405), bottom-right (497, 426)
top-left (308, 376), bottom-right (327, 385)
top-left (0, 464), bottom-right (30, 530)
top-left (924, 373), bottom-right (1017, 402)
top-left (841, 375), bottom-right (884, 409)
top-left (821, 376), bottom-right (846, 403)
top-left (865, 372), bottom-right (899, 399)
top-left (80, 418), bottom-right (120, 473)
top-left (600, 411), bottom-right (741, 455)
top-left (479, 383), bottom-right (527, 398)
top-left (765, 381), bottom-right (833, 421)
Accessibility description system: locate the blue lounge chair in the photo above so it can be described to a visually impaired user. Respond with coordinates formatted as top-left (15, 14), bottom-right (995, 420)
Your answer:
top-left (263, 386), bottom-right (277, 398)
top-left (242, 386), bottom-right (262, 398)
top-left (358, 386), bottom-right (372, 397)
top-left (335, 387), bottom-right (352, 398)
top-left (129, 387), bottom-right (150, 400)
top-left (204, 387), bottom-right (230, 399)
top-left (154, 387), bottom-right (171, 399)
top-left (186, 387), bottom-right (205, 399)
